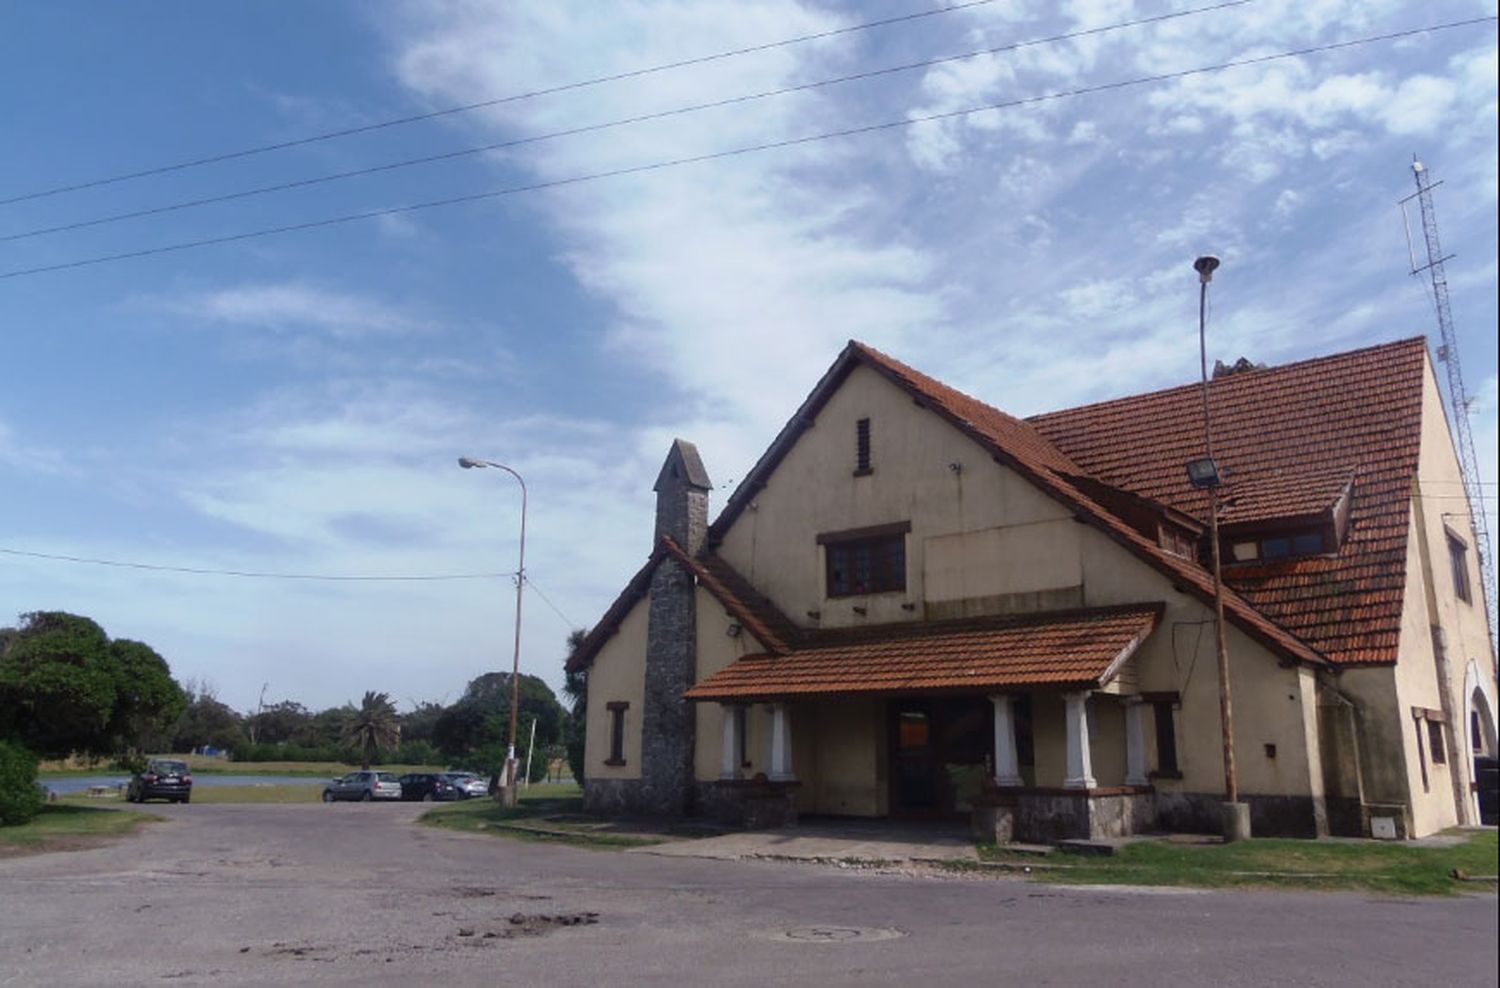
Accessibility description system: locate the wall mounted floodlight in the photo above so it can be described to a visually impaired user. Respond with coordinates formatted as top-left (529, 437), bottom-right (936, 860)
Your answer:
top-left (1186, 456), bottom-right (1220, 489)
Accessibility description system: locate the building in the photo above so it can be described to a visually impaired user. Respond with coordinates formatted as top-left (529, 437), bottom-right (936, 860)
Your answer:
top-left (567, 337), bottom-right (1497, 840)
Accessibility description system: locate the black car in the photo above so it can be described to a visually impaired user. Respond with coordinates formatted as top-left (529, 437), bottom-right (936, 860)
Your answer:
top-left (397, 773), bottom-right (464, 802)
top-left (126, 759), bottom-right (193, 804)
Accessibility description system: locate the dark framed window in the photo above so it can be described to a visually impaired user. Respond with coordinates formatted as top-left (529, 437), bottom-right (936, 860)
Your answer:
top-left (855, 417), bottom-right (872, 475)
top-left (605, 701), bottom-right (629, 766)
top-left (1427, 720), bottom-right (1446, 765)
top-left (824, 534), bottom-right (906, 596)
top-left (1153, 700), bottom-right (1179, 775)
top-left (1448, 533), bottom-right (1472, 603)
top-left (735, 705), bottom-right (750, 768)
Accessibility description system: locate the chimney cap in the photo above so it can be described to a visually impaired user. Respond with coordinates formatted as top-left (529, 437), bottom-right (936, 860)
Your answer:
top-left (653, 438), bottom-right (712, 493)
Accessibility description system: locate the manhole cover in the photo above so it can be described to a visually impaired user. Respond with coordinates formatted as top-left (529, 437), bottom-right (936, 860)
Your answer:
top-left (768, 926), bottom-right (905, 943)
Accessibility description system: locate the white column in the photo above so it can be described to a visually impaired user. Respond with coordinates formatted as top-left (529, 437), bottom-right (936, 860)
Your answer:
top-left (767, 703), bottom-right (796, 782)
top-left (990, 695), bottom-right (1025, 787)
top-left (1063, 691), bottom-right (1097, 790)
top-left (1124, 696), bottom-right (1149, 787)
top-left (720, 704), bottom-right (740, 780)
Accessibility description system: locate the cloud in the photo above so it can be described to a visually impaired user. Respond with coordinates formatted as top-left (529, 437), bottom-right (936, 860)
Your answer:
top-left (0, 419), bottom-right (64, 474)
top-left (160, 282), bottom-right (431, 339)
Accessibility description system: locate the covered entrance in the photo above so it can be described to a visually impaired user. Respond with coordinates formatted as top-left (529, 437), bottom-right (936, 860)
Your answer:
top-left (888, 696), bottom-right (1026, 818)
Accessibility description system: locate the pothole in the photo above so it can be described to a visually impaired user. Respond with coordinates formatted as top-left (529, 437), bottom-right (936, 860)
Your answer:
top-left (765, 926), bottom-right (906, 943)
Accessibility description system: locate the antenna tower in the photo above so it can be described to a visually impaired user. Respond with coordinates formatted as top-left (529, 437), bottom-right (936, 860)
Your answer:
top-left (1400, 156), bottom-right (1495, 629)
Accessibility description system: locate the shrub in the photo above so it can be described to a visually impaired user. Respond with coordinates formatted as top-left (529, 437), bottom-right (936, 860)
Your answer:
top-left (0, 740), bottom-right (46, 826)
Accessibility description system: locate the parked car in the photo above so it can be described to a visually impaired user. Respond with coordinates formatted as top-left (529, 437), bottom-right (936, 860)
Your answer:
top-left (397, 773), bottom-right (463, 802)
top-left (442, 772), bottom-right (489, 798)
top-left (126, 759), bottom-right (193, 804)
top-left (322, 771), bottom-right (402, 802)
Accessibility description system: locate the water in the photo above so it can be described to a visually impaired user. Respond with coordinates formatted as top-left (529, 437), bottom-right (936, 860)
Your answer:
top-left (40, 774), bottom-right (326, 795)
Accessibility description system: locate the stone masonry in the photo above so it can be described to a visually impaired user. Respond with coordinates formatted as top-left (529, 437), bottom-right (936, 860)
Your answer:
top-left (637, 439), bottom-right (711, 816)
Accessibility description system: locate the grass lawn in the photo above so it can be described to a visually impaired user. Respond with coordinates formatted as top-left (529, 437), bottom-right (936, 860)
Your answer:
top-left (419, 784), bottom-right (666, 850)
top-left (0, 804), bottom-right (160, 854)
top-left (978, 830), bottom-right (1499, 896)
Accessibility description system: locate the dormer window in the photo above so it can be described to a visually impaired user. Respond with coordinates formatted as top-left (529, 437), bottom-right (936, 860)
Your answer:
top-left (1230, 529), bottom-right (1326, 562)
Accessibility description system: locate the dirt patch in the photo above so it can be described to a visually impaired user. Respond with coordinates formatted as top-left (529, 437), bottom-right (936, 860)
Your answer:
top-left (0, 834), bottom-right (119, 859)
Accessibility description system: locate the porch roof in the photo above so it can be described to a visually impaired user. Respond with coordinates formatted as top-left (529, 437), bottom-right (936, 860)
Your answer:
top-left (683, 603), bottom-right (1162, 702)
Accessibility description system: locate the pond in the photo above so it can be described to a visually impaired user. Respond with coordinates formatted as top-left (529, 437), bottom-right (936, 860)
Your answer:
top-left (40, 774), bottom-right (326, 795)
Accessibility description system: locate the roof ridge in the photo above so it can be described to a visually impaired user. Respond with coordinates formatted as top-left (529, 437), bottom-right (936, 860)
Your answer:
top-left (1026, 336), bottom-right (1427, 423)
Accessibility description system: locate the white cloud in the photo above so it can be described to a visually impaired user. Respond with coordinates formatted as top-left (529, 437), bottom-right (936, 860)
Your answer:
top-left (0, 419), bottom-right (64, 474)
top-left (162, 282), bottom-right (431, 338)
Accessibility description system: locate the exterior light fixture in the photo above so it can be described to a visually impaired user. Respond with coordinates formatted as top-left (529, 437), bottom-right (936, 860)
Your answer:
top-left (726, 622), bottom-right (742, 638)
top-left (1186, 457), bottom-right (1221, 489)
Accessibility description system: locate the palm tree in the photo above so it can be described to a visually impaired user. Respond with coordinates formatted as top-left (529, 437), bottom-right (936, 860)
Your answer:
top-left (342, 691), bottom-right (400, 770)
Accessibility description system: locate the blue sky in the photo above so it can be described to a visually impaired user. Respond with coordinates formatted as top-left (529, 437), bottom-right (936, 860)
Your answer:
top-left (1, 0), bottom-right (1495, 715)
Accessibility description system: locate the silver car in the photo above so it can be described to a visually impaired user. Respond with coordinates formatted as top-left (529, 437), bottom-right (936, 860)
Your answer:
top-left (442, 772), bottom-right (490, 798)
top-left (322, 770), bottom-right (402, 802)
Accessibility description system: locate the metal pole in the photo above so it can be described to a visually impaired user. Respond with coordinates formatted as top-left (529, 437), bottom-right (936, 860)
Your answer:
top-left (524, 717), bottom-right (537, 790)
top-left (1196, 258), bottom-right (1239, 807)
top-left (459, 456), bottom-right (527, 807)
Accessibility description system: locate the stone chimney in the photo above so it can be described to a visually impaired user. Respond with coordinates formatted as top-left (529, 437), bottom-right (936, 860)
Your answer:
top-left (641, 439), bottom-right (712, 815)
top-left (653, 438), bottom-right (712, 554)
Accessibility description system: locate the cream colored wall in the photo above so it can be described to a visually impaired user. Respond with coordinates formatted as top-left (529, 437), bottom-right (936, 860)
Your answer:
top-left (583, 596), bottom-right (649, 780)
top-left (1076, 524), bottom-right (1315, 800)
top-left (715, 363), bottom-right (1075, 628)
top-left (1394, 355), bottom-right (1499, 834)
top-left (790, 697), bottom-right (887, 816)
top-left (694, 586), bottom-right (767, 783)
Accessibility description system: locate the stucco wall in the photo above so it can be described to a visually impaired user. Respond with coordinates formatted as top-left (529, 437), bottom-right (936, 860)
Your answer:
top-left (792, 696), bottom-right (886, 816)
top-left (693, 585), bottom-right (767, 783)
top-left (1385, 354), bottom-right (1497, 835)
top-left (714, 363), bottom-right (1076, 628)
top-left (584, 595), bottom-right (649, 780)
top-left (1075, 520), bottom-right (1315, 803)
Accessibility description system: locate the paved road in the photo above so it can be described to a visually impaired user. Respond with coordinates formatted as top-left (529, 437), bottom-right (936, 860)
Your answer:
top-left (0, 804), bottom-right (1494, 986)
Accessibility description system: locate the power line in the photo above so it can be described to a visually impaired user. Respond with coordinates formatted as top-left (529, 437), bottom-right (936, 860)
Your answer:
top-left (2, 16), bottom-right (1492, 282)
top-left (0, 0), bottom-right (1008, 207)
top-left (525, 577), bottom-right (578, 629)
top-left (0, 545), bottom-right (511, 581)
top-left (1, 0), bottom-right (1251, 243)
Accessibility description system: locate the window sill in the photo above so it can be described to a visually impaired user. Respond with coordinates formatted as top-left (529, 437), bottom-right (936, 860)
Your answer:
top-left (1148, 769), bottom-right (1183, 781)
top-left (852, 467), bottom-right (874, 477)
top-left (603, 759), bottom-right (626, 767)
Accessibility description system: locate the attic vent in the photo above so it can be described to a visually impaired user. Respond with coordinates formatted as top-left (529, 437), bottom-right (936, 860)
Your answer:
top-left (855, 418), bottom-right (872, 476)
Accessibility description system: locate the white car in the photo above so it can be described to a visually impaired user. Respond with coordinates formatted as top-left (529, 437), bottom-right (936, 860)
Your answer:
top-left (442, 772), bottom-right (489, 798)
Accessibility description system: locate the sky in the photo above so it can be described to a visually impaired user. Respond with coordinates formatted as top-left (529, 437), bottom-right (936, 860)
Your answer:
top-left (1, 0), bottom-right (1495, 717)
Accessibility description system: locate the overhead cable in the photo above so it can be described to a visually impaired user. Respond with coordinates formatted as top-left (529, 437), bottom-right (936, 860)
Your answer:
top-left (0, 545), bottom-right (511, 581)
top-left (0, 0), bottom-right (1251, 242)
top-left (0, 0), bottom-right (1008, 206)
top-left (1, 16), bottom-right (1492, 281)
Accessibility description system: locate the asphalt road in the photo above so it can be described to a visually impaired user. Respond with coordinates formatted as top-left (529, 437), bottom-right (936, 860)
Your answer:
top-left (0, 803), bottom-right (1494, 986)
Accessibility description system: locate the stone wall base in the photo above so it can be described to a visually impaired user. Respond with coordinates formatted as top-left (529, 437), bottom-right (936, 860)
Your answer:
top-left (978, 790), bottom-right (1157, 843)
top-left (1155, 791), bottom-right (1322, 838)
top-left (696, 780), bottom-right (799, 830)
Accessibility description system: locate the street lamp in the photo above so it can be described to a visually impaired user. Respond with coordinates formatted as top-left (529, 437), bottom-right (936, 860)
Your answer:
top-left (458, 455), bottom-right (527, 808)
top-left (1189, 255), bottom-right (1248, 841)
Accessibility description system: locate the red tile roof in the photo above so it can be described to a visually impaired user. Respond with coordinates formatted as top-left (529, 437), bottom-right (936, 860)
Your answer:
top-left (847, 342), bottom-right (1326, 668)
top-left (1029, 338), bottom-right (1427, 665)
top-left (565, 536), bottom-right (799, 673)
top-left (684, 605), bottom-right (1163, 701)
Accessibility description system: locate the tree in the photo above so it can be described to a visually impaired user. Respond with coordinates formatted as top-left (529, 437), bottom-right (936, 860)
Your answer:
top-left (0, 611), bottom-right (186, 758)
top-left (561, 629), bottom-right (588, 785)
top-left (246, 700), bottom-right (310, 745)
top-left (342, 692), bottom-right (400, 770)
top-left (169, 680), bottom-right (246, 753)
top-left (431, 671), bottom-right (566, 781)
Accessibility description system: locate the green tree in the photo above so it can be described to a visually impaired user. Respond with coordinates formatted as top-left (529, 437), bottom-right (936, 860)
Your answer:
top-left (561, 629), bottom-right (588, 785)
top-left (246, 700), bottom-right (310, 744)
top-left (342, 692), bottom-right (400, 769)
top-left (0, 611), bottom-right (185, 758)
top-left (169, 680), bottom-right (246, 753)
top-left (431, 671), bottom-right (566, 781)
top-left (0, 740), bottom-right (45, 827)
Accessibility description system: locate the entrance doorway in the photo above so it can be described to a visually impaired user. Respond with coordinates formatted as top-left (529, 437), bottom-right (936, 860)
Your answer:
top-left (888, 697), bottom-right (993, 818)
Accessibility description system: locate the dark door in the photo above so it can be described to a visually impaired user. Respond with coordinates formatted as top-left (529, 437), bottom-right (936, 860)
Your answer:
top-left (890, 701), bottom-right (940, 815)
top-left (888, 697), bottom-right (993, 818)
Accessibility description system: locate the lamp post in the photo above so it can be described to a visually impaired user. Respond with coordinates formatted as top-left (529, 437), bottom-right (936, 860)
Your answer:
top-left (458, 455), bottom-right (527, 808)
top-left (1185, 255), bottom-right (1249, 841)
